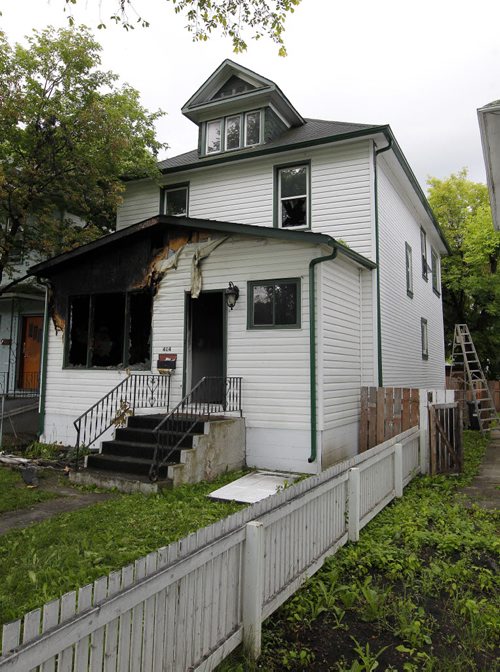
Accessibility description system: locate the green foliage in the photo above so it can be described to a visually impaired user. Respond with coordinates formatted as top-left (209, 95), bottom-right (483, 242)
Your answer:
top-left (24, 442), bottom-right (63, 460)
top-left (64, 0), bottom-right (302, 55)
top-left (427, 169), bottom-right (500, 376)
top-left (244, 430), bottom-right (499, 671)
top-left (0, 470), bottom-right (245, 626)
top-left (0, 466), bottom-right (59, 514)
top-left (0, 26), bottom-right (165, 283)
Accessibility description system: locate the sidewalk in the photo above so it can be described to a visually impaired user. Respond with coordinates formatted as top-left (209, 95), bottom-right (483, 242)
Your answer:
top-left (459, 428), bottom-right (500, 511)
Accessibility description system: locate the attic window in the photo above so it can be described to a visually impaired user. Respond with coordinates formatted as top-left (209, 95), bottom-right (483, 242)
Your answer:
top-left (212, 75), bottom-right (256, 100)
top-left (205, 111), bottom-right (262, 154)
top-left (66, 290), bottom-right (152, 369)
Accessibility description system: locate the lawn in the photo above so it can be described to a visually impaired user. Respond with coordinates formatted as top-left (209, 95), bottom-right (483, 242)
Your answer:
top-left (218, 432), bottom-right (499, 671)
top-left (0, 471), bottom-right (246, 627)
top-left (0, 467), bottom-right (60, 515)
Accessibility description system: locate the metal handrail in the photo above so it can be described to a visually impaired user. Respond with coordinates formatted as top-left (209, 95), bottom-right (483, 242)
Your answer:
top-left (149, 376), bottom-right (242, 482)
top-left (73, 373), bottom-right (171, 468)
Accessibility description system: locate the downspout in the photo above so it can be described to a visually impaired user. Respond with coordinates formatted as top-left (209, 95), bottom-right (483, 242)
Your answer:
top-left (308, 238), bottom-right (338, 463)
top-left (37, 284), bottom-right (50, 437)
top-left (373, 138), bottom-right (392, 387)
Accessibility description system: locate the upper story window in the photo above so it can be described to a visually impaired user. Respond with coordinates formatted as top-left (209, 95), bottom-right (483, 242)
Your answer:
top-left (205, 110), bottom-right (262, 154)
top-left (162, 184), bottom-right (189, 216)
top-left (420, 228), bottom-right (428, 281)
top-left (421, 317), bottom-right (429, 360)
top-left (405, 242), bottom-right (413, 298)
top-left (276, 164), bottom-right (309, 229)
top-left (431, 248), bottom-right (440, 296)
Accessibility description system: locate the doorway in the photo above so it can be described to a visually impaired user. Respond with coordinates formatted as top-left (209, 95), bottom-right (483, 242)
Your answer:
top-left (185, 291), bottom-right (225, 400)
top-left (18, 315), bottom-right (43, 390)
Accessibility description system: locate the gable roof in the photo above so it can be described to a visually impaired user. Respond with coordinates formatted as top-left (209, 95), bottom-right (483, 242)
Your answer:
top-left (181, 59), bottom-right (304, 127)
top-left (30, 214), bottom-right (376, 276)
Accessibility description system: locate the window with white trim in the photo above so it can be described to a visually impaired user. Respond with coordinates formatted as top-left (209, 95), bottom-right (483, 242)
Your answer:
top-left (163, 185), bottom-right (188, 216)
top-left (421, 318), bottom-right (429, 360)
top-left (405, 242), bottom-right (413, 298)
top-left (277, 164), bottom-right (308, 229)
top-left (205, 110), bottom-right (262, 154)
top-left (431, 248), bottom-right (440, 295)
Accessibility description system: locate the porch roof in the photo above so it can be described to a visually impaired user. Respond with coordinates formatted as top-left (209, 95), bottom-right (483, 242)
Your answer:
top-left (29, 215), bottom-right (377, 276)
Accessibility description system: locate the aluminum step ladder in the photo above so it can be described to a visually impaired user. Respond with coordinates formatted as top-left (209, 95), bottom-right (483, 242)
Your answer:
top-left (451, 324), bottom-right (497, 433)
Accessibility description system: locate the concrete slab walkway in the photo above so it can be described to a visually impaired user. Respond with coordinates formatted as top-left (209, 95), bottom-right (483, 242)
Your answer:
top-left (459, 428), bottom-right (500, 511)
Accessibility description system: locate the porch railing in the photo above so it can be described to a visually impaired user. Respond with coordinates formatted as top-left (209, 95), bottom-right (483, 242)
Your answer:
top-left (149, 376), bottom-right (242, 481)
top-left (73, 373), bottom-right (171, 468)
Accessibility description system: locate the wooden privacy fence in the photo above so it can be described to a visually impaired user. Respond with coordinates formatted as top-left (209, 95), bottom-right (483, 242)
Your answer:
top-left (0, 427), bottom-right (422, 672)
top-left (429, 403), bottom-right (463, 475)
top-left (360, 387), bottom-right (420, 452)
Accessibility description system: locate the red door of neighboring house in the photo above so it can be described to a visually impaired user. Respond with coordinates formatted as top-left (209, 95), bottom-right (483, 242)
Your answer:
top-left (18, 315), bottom-right (43, 390)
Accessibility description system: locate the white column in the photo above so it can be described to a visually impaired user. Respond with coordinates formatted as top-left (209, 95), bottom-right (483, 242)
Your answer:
top-left (394, 442), bottom-right (403, 497)
top-left (348, 467), bottom-right (361, 542)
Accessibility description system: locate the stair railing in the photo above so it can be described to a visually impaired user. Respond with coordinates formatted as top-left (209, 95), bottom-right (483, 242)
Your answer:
top-left (149, 376), bottom-right (242, 482)
top-left (73, 373), bottom-right (171, 468)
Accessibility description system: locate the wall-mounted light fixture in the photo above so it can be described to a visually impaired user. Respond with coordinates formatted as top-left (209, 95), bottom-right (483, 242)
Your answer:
top-left (225, 281), bottom-right (240, 310)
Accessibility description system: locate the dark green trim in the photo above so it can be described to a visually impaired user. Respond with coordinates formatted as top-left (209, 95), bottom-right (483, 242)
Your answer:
top-left (31, 214), bottom-right (376, 276)
top-left (247, 278), bottom-right (301, 329)
top-left (37, 287), bottom-right (50, 437)
top-left (373, 140), bottom-right (392, 387)
top-left (182, 292), bottom-right (189, 398)
top-left (431, 248), bottom-right (440, 296)
top-left (160, 182), bottom-right (190, 217)
top-left (309, 237), bottom-right (338, 464)
top-left (405, 242), bottom-right (413, 299)
top-left (420, 227), bottom-right (429, 282)
top-left (273, 160), bottom-right (311, 231)
top-left (421, 317), bottom-right (429, 360)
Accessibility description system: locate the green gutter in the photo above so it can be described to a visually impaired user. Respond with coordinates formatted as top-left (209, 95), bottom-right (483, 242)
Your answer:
top-left (308, 238), bottom-right (338, 464)
top-left (373, 139), bottom-right (392, 387)
top-left (37, 285), bottom-right (50, 437)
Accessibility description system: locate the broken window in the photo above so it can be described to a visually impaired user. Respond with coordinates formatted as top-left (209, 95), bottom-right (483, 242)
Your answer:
top-left (248, 278), bottom-right (300, 329)
top-left (277, 164), bottom-right (309, 228)
top-left (163, 185), bottom-right (188, 216)
top-left (66, 290), bottom-right (152, 368)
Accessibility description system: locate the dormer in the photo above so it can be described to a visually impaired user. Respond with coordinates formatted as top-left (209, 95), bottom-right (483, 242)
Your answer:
top-left (181, 60), bottom-right (305, 157)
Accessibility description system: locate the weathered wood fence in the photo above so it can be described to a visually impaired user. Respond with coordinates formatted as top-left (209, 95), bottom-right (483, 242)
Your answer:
top-left (360, 387), bottom-right (420, 452)
top-left (446, 376), bottom-right (500, 421)
top-left (429, 403), bottom-right (463, 475)
top-left (0, 428), bottom-right (422, 672)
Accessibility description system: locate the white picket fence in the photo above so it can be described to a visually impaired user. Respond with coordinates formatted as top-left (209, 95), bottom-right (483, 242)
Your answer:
top-left (0, 426), bottom-right (422, 672)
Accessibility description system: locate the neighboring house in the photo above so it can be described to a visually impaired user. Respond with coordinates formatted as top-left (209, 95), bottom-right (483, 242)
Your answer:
top-left (30, 60), bottom-right (448, 476)
top-left (478, 100), bottom-right (500, 231)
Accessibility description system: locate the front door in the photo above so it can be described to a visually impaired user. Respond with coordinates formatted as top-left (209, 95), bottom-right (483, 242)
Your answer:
top-left (18, 315), bottom-right (43, 390)
top-left (186, 292), bottom-right (225, 401)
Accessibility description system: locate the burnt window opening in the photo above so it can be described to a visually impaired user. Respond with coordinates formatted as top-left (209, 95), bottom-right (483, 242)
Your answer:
top-left (66, 290), bottom-right (152, 369)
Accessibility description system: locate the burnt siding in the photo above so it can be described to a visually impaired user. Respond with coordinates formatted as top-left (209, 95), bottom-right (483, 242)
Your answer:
top-left (264, 108), bottom-right (288, 143)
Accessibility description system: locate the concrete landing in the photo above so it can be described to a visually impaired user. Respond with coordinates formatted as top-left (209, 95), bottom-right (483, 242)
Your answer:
top-left (459, 428), bottom-right (500, 510)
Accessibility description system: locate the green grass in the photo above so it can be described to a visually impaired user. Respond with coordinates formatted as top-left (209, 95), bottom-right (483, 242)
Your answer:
top-left (0, 467), bottom-right (59, 515)
top-left (218, 432), bottom-right (499, 671)
top-left (0, 471), bottom-right (246, 627)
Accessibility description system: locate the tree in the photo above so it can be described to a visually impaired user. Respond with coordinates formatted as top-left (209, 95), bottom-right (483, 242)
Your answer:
top-left (63, 0), bottom-right (302, 55)
top-left (0, 26), bottom-right (165, 286)
top-left (427, 169), bottom-right (500, 377)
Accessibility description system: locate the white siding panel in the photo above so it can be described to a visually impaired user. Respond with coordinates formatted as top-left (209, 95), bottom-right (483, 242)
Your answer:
top-left (318, 257), bottom-right (365, 468)
top-left (116, 181), bottom-right (160, 230)
top-left (378, 160), bottom-right (445, 388)
top-left (115, 141), bottom-right (374, 259)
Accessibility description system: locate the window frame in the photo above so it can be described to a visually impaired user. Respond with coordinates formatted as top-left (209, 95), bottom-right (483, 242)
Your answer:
top-left (247, 278), bottom-right (301, 330)
top-left (420, 228), bottom-right (428, 281)
top-left (64, 289), bottom-right (153, 370)
top-left (405, 242), bottom-right (413, 298)
top-left (431, 248), bottom-right (440, 296)
top-left (421, 317), bottom-right (429, 360)
top-left (160, 183), bottom-right (189, 217)
top-left (204, 110), bottom-right (263, 155)
top-left (274, 161), bottom-right (311, 230)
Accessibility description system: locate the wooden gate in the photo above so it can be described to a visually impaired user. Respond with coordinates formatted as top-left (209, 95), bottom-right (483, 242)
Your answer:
top-left (429, 402), bottom-right (463, 475)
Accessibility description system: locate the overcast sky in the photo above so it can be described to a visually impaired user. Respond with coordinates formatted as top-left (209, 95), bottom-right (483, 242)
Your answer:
top-left (2, 0), bottom-right (499, 192)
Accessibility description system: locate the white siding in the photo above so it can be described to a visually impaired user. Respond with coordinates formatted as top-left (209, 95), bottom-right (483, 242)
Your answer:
top-left (116, 180), bottom-right (160, 229)
top-left (116, 141), bottom-right (374, 258)
top-left (377, 159), bottom-right (445, 388)
top-left (318, 257), bottom-right (371, 468)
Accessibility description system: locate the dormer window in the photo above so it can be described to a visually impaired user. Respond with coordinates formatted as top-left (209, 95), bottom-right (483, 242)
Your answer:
top-left (205, 110), bottom-right (262, 154)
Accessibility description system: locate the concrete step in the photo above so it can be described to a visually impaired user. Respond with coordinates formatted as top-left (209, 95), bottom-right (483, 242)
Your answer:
top-left (70, 468), bottom-right (172, 494)
top-left (127, 414), bottom-right (205, 434)
top-left (87, 453), bottom-right (172, 478)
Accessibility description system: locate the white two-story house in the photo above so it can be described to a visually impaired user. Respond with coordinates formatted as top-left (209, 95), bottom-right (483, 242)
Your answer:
top-left (31, 60), bottom-right (448, 480)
